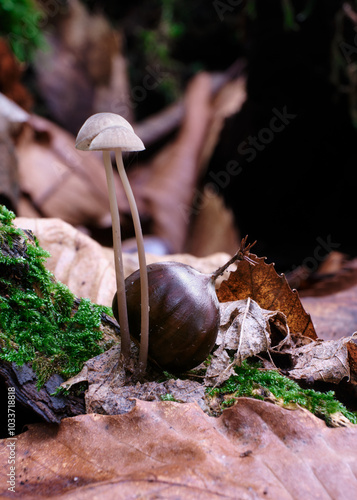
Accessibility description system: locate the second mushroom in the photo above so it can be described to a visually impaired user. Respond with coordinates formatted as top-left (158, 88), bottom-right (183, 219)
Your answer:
top-left (75, 112), bottom-right (149, 375)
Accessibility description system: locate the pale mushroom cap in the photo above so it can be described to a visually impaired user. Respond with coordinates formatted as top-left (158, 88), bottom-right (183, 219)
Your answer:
top-left (75, 112), bottom-right (145, 152)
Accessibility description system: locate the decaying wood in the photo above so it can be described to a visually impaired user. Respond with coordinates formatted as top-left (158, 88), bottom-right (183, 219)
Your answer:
top-left (0, 360), bottom-right (85, 425)
top-left (0, 226), bottom-right (119, 426)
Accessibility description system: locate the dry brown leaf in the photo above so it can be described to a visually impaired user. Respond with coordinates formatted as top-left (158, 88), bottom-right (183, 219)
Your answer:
top-left (183, 76), bottom-right (245, 256)
top-left (289, 253), bottom-right (357, 298)
top-left (222, 299), bottom-right (272, 361)
top-left (347, 341), bottom-right (357, 396)
top-left (15, 217), bottom-right (116, 306)
top-left (185, 185), bottom-right (240, 257)
top-left (287, 336), bottom-right (355, 384)
top-left (63, 344), bottom-right (208, 416)
top-left (1, 399), bottom-right (357, 499)
top-left (128, 72), bottom-right (213, 253)
top-left (205, 299), bottom-right (290, 386)
top-left (0, 122), bottom-right (19, 212)
top-left (0, 94), bottom-right (30, 212)
top-left (33, 0), bottom-right (132, 134)
top-left (206, 299), bottom-right (269, 384)
top-left (203, 294), bottom-right (354, 388)
top-left (198, 77), bottom-right (246, 168)
top-left (217, 251), bottom-right (317, 340)
top-left (0, 40), bottom-right (33, 111)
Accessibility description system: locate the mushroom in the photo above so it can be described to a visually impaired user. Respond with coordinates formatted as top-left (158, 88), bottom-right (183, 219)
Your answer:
top-left (75, 112), bottom-right (149, 375)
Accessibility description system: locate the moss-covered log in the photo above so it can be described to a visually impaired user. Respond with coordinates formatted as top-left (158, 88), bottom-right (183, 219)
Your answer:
top-left (0, 205), bottom-right (120, 433)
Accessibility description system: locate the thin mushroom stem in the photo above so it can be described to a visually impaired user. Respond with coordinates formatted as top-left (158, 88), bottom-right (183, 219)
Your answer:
top-left (102, 151), bottom-right (131, 361)
top-left (115, 150), bottom-right (149, 376)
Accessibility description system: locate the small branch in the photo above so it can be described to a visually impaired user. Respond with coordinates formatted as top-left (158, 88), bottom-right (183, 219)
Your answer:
top-left (211, 236), bottom-right (257, 281)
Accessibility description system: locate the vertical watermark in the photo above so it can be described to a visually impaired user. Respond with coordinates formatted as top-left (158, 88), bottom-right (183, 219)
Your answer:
top-left (7, 387), bottom-right (16, 493)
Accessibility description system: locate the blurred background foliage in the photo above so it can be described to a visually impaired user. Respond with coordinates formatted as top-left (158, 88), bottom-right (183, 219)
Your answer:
top-left (1, 0), bottom-right (356, 125)
top-left (0, 0), bottom-right (46, 62)
top-left (94, 0), bottom-right (247, 119)
top-left (1, 0), bottom-right (357, 269)
top-left (1, 0), bottom-right (246, 118)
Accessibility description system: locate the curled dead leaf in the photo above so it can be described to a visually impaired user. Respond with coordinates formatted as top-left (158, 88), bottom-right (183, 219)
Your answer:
top-left (205, 299), bottom-right (290, 386)
top-left (219, 298), bottom-right (271, 358)
top-left (288, 335), bottom-right (356, 384)
top-left (217, 251), bottom-right (317, 340)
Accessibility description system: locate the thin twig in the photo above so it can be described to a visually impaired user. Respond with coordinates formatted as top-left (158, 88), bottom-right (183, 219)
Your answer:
top-left (211, 236), bottom-right (257, 281)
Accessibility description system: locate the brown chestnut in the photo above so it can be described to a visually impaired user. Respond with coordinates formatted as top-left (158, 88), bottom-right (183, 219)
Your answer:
top-left (112, 261), bottom-right (220, 372)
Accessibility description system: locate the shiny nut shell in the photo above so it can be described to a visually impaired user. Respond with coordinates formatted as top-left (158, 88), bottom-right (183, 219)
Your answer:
top-left (113, 262), bottom-right (220, 372)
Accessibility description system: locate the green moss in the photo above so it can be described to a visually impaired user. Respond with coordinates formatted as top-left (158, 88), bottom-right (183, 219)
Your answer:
top-left (160, 393), bottom-right (178, 402)
top-left (0, 205), bottom-right (113, 388)
top-left (207, 360), bottom-right (357, 426)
